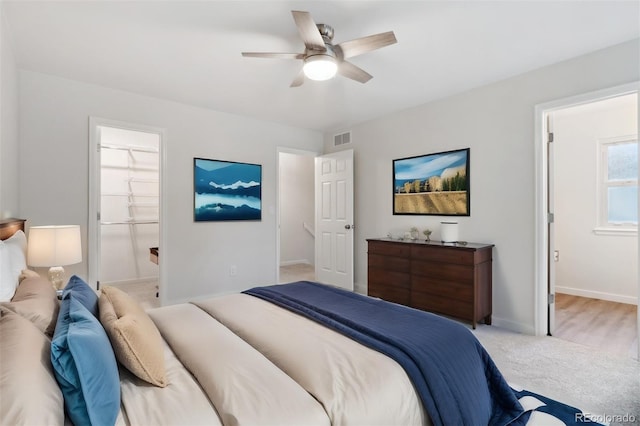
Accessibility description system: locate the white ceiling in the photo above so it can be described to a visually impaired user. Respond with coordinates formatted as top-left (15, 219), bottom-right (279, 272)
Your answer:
top-left (3, 1), bottom-right (639, 132)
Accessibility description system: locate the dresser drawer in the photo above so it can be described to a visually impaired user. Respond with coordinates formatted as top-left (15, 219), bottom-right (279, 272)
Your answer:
top-left (368, 253), bottom-right (410, 272)
top-left (368, 267), bottom-right (410, 290)
top-left (368, 267), bottom-right (410, 305)
top-left (411, 260), bottom-right (474, 283)
top-left (368, 240), bottom-right (411, 258)
top-left (411, 244), bottom-right (474, 265)
top-left (412, 276), bottom-right (473, 302)
top-left (368, 284), bottom-right (411, 306)
top-left (411, 292), bottom-right (473, 321)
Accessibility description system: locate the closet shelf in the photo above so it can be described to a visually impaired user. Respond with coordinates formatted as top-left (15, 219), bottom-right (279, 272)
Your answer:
top-left (102, 192), bottom-right (159, 198)
top-left (101, 220), bottom-right (159, 225)
top-left (127, 202), bottom-right (159, 207)
top-left (101, 143), bottom-right (158, 154)
top-left (127, 177), bottom-right (159, 183)
top-left (101, 164), bottom-right (158, 172)
top-left (99, 136), bottom-right (160, 284)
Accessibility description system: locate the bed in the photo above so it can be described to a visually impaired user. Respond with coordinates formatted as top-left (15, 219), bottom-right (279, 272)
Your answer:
top-left (0, 218), bottom-right (596, 426)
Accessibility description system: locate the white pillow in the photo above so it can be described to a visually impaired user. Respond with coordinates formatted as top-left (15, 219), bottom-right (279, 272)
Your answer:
top-left (0, 230), bottom-right (28, 301)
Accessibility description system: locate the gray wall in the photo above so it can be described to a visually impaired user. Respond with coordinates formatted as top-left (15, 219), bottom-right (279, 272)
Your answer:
top-left (323, 39), bottom-right (639, 333)
top-left (17, 71), bottom-right (323, 304)
top-left (0, 8), bottom-right (19, 219)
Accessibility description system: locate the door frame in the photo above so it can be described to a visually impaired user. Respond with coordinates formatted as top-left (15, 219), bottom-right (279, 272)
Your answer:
top-left (276, 146), bottom-right (320, 283)
top-left (88, 117), bottom-right (168, 304)
top-left (533, 81), bottom-right (639, 337)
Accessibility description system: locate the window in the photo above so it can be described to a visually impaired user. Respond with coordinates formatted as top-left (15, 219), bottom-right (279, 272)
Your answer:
top-left (596, 136), bottom-right (638, 234)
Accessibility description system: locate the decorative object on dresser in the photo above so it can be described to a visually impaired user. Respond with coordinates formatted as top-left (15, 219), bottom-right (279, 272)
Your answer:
top-left (393, 148), bottom-right (470, 216)
top-left (367, 238), bottom-right (493, 328)
top-left (26, 225), bottom-right (82, 290)
top-left (440, 221), bottom-right (459, 243)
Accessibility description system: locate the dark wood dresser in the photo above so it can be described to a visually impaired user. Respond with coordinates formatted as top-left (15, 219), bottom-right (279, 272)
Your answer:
top-left (367, 238), bottom-right (494, 328)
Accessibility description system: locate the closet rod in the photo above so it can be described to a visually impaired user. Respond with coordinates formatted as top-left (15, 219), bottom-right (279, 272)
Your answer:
top-left (100, 143), bottom-right (158, 154)
top-left (127, 177), bottom-right (159, 183)
top-left (127, 202), bottom-right (159, 207)
top-left (102, 164), bottom-right (159, 172)
top-left (102, 192), bottom-right (159, 198)
top-left (101, 220), bottom-right (159, 225)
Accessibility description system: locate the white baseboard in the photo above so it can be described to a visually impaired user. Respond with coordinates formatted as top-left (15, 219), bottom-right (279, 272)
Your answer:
top-left (280, 259), bottom-right (311, 267)
top-left (491, 316), bottom-right (536, 335)
top-left (556, 286), bottom-right (638, 306)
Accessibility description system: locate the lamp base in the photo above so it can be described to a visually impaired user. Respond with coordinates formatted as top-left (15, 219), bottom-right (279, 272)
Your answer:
top-left (48, 266), bottom-right (66, 291)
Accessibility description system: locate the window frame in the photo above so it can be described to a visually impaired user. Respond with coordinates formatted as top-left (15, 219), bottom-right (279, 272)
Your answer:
top-left (594, 134), bottom-right (638, 236)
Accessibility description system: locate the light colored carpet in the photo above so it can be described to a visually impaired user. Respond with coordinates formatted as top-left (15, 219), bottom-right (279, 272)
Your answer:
top-left (279, 263), bottom-right (315, 283)
top-left (473, 325), bottom-right (640, 425)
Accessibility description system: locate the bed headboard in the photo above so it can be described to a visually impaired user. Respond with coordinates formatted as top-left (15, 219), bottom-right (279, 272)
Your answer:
top-left (0, 218), bottom-right (26, 241)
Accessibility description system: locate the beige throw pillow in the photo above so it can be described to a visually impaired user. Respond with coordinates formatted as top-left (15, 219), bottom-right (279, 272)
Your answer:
top-left (1, 276), bottom-right (59, 337)
top-left (99, 286), bottom-right (167, 387)
top-left (0, 306), bottom-right (65, 425)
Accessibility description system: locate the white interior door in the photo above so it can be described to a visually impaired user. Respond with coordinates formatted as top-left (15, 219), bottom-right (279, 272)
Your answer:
top-left (315, 149), bottom-right (354, 290)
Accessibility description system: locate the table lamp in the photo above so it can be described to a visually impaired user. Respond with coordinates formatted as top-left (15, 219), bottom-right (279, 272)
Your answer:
top-left (27, 225), bottom-right (82, 290)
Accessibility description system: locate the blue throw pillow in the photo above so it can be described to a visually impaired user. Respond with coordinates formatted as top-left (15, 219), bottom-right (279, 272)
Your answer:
top-left (63, 275), bottom-right (98, 317)
top-left (51, 294), bottom-right (120, 426)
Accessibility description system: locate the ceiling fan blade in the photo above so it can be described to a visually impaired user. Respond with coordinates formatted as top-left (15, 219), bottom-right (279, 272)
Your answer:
top-left (242, 52), bottom-right (305, 60)
top-left (336, 31), bottom-right (397, 59)
top-left (291, 10), bottom-right (326, 51)
top-left (290, 69), bottom-right (305, 88)
top-left (338, 60), bottom-right (373, 84)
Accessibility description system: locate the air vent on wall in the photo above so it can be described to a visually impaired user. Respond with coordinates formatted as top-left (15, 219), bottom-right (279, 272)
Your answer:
top-left (334, 131), bottom-right (352, 146)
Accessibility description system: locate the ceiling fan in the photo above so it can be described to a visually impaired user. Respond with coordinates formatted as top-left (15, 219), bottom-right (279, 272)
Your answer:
top-left (241, 10), bottom-right (397, 87)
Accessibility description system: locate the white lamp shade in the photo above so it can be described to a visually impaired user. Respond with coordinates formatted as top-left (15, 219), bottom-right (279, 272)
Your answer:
top-left (303, 55), bottom-right (337, 81)
top-left (27, 225), bottom-right (82, 267)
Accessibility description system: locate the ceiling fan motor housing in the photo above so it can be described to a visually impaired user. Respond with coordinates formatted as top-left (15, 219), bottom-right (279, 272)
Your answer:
top-left (316, 24), bottom-right (334, 44)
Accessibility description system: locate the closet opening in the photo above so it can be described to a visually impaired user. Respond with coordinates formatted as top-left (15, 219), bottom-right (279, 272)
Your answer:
top-left (89, 118), bottom-right (166, 309)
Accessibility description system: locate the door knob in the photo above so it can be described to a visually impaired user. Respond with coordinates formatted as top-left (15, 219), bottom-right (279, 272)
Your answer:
top-left (345, 224), bottom-right (355, 230)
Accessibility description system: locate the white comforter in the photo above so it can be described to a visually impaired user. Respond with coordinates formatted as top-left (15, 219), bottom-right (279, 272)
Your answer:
top-left (117, 293), bottom-right (428, 425)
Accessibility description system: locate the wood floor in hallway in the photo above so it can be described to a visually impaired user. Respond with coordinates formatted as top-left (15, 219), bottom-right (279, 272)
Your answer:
top-left (554, 293), bottom-right (638, 360)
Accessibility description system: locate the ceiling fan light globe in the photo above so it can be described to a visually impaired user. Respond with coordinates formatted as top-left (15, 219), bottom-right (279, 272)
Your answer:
top-left (303, 55), bottom-right (337, 81)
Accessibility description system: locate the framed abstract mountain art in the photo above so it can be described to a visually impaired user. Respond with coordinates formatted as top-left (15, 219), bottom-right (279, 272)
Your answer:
top-left (194, 157), bottom-right (262, 221)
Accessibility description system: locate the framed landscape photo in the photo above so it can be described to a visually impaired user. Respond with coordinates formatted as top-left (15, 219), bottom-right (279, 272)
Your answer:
top-left (393, 148), bottom-right (470, 216)
top-left (194, 158), bottom-right (262, 221)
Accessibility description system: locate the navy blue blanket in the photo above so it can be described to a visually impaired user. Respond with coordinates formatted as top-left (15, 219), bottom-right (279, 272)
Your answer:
top-left (244, 281), bottom-right (525, 426)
